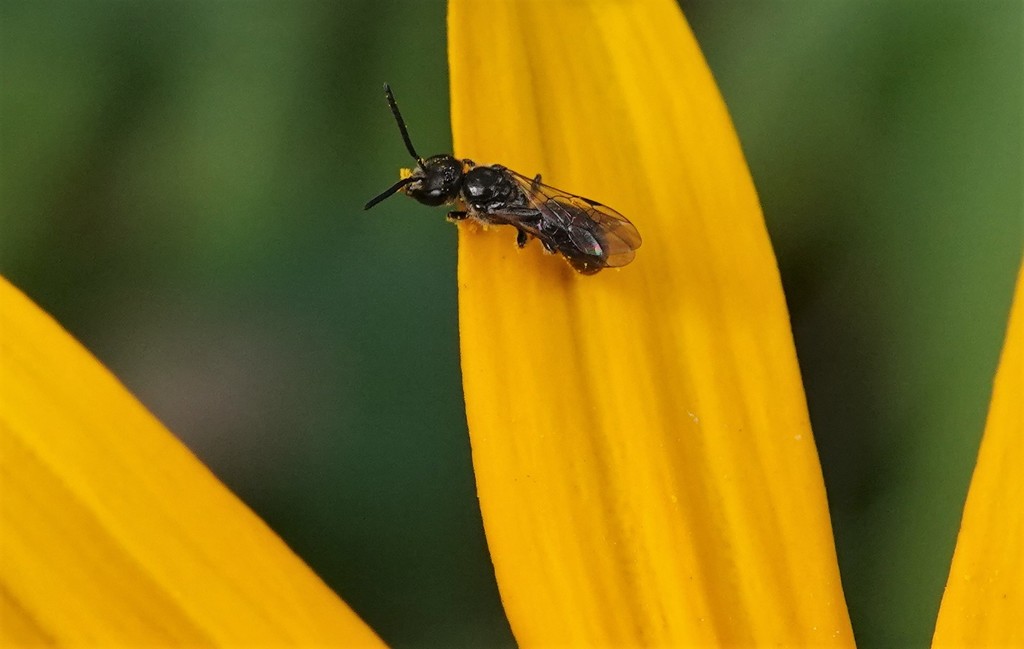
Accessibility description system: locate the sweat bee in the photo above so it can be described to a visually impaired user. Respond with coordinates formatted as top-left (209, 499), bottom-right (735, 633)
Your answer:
top-left (365, 84), bottom-right (641, 275)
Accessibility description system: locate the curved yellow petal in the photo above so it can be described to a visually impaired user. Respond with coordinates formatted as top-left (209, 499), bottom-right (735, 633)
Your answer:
top-left (0, 277), bottom-right (384, 647)
top-left (449, 0), bottom-right (852, 646)
top-left (933, 264), bottom-right (1023, 647)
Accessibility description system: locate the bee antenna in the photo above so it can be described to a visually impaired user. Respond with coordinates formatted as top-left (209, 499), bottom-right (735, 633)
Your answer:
top-left (383, 83), bottom-right (422, 163)
top-left (364, 176), bottom-right (414, 211)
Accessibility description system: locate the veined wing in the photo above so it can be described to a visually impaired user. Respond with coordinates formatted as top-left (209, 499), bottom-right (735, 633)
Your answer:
top-left (504, 168), bottom-right (642, 268)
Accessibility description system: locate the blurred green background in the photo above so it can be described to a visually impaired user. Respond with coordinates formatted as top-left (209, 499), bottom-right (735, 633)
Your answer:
top-left (1, 1), bottom-right (1020, 647)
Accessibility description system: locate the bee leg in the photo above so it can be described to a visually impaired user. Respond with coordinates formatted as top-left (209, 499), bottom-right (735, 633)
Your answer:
top-left (516, 229), bottom-right (529, 248)
top-left (541, 239), bottom-right (557, 254)
top-left (447, 210), bottom-right (468, 221)
top-left (531, 174), bottom-right (542, 191)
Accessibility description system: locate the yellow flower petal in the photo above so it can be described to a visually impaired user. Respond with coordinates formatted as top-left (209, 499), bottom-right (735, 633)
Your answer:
top-left (0, 277), bottom-right (383, 646)
top-left (933, 264), bottom-right (1023, 646)
top-left (449, 0), bottom-right (852, 646)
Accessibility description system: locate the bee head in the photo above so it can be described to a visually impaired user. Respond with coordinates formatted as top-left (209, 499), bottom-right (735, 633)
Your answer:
top-left (404, 155), bottom-right (464, 207)
top-left (365, 84), bottom-right (465, 212)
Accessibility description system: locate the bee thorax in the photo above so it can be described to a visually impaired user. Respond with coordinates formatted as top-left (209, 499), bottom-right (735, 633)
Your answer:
top-left (463, 166), bottom-right (516, 208)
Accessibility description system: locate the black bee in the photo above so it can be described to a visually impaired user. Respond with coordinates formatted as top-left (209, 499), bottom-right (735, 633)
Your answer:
top-left (364, 84), bottom-right (641, 275)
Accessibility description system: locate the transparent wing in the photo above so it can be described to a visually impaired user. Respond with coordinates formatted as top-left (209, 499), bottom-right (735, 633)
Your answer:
top-left (504, 169), bottom-right (642, 269)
